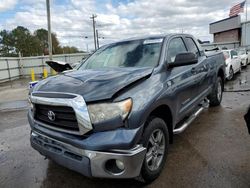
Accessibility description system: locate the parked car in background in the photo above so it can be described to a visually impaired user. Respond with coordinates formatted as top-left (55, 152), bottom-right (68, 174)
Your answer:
top-left (222, 49), bottom-right (241, 80)
top-left (237, 48), bottom-right (249, 67)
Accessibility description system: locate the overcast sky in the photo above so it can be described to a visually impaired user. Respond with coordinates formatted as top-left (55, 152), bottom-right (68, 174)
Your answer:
top-left (0, 0), bottom-right (249, 51)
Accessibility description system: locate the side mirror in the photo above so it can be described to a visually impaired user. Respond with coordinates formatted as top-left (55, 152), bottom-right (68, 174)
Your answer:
top-left (167, 52), bottom-right (198, 68)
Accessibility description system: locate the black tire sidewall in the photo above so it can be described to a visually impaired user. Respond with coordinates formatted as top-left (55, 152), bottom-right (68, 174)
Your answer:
top-left (140, 117), bottom-right (169, 183)
top-left (215, 77), bottom-right (223, 103)
top-left (209, 76), bottom-right (223, 106)
top-left (228, 67), bottom-right (234, 80)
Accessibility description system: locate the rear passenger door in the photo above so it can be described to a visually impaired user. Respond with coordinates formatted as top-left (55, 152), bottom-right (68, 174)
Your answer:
top-left (165, 37), bottom-right (201, 122)
top-left (184, 37), bottom-right (209, 100)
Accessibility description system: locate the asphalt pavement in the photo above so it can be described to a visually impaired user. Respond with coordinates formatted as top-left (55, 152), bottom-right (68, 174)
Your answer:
top-left (0, 67), bottom-right (250, 188)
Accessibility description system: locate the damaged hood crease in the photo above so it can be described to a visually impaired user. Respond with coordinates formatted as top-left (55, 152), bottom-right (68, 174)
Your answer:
top-left (34, 67), bottom-right (153, 102)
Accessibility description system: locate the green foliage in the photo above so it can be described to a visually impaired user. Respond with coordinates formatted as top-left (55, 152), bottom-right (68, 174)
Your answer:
top-left (0, 30), bottom-right (15, 56)
top-left (0, 26), bottom-right (81, 57)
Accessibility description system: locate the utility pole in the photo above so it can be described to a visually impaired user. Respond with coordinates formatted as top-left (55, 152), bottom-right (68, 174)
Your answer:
top-left (246, 0), bottom-right (248, 21)
top-left (90, 14), bottom-right (97, 50)
top-left (96, 29), bottom-right (99, 49)
top-left (46, 0), bottom-right (53, 60)
top-left (245, 0), bottom-right (248, 46)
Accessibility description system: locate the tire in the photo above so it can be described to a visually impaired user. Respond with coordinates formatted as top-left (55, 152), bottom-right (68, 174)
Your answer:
top-left (227, 66), bottom-right (234, 80)
top-left (208, 76), bottom-right (223, 107)
top-left (139, 117), bottom-right (169, 184)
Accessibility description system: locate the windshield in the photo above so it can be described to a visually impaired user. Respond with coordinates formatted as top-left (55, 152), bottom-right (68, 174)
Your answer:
top-left (79, 38), bottom-right (163, 70)
top-left (238, 50), bottom-right (246, 55)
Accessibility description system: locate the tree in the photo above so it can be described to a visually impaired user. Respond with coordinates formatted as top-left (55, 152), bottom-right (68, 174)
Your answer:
top-left (34, 28), bottom-right (62, 55)
top-left (34, 28), bottom-right (48, 55)
top-left (12, 26), bottom-right (36, 56)
top-left (0, 26), bottom-right (81, 57)
top-left (61, 46), bottom-right (80, 54)
top-left (0, 30), bottom-right (15, 56)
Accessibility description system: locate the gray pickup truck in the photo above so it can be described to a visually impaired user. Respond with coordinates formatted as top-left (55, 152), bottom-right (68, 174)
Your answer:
top-left (28, 34), bottom-right (225, 183)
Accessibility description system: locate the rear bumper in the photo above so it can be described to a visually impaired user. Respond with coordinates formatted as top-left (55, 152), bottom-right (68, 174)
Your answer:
top-left (30, 130), bottom-right (146, 178)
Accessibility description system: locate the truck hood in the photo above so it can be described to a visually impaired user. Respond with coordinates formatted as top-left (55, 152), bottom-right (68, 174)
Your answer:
top-left (34, 67), bottom-right (153, 102)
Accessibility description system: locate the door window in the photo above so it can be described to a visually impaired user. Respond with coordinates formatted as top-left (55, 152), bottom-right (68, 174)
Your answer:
top-left (185, 37), bottom-right (200, 57)
top-left (230, 50), bottom-right (237, 58)
top-left (167, 37), bottom-right (187, 63)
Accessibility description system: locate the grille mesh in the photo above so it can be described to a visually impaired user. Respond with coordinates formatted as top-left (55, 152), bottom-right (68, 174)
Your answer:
top-left (35, 104), bottom-right (79, 131)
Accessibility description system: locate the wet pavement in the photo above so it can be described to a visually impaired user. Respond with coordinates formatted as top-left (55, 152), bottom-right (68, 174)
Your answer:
top-left (1, 70), bottom-right (250, 188)
top-left (224, 66), bottom-right (250, 92)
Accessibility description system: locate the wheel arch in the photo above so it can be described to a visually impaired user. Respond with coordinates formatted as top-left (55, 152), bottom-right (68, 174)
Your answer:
top-left (146, 104), bottom-right (173, 144)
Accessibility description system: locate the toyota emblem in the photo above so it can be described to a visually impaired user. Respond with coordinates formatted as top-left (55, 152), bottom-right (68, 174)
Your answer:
top-left (47, 110), bottom-right (56, 121)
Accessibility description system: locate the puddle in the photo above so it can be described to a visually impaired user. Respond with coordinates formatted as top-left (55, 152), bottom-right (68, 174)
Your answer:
top-left (224, 73), bottom-right (250, 92)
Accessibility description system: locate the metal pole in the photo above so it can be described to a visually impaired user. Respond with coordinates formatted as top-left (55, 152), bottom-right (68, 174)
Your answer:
top-left (18, 51), bottom-right (23, 78)
top-left (246, 0), bottom-right (248, 21)
top-left (6, 59), bottom-right (12, 86)
top-left (46, 0), bottom-right (53, 60)
top-left (90, 14), bottom-right (97, 50)
top-left (96, 29), bottom-right (99, 49)
top-left (245, 0), bottom-right (248, 46)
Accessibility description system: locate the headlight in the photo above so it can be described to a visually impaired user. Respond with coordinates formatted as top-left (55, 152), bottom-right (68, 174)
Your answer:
top-left (88, 98), bottom-right (132, 124)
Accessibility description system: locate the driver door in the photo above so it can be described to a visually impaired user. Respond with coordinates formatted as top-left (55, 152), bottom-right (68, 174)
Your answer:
top-left (165, 37), bottom-right (200, 122)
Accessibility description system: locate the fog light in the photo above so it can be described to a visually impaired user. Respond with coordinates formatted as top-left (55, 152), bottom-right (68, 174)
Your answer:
top-left (105, 159), bottom-right (125, 174)
top-left (115, 160), bottom-right (125, 170)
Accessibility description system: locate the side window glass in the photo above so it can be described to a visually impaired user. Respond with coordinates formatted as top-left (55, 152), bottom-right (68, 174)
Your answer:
top-left (167, 38), bottom-right (187, 63)
top-left (185, 37), bottom-right (200, 57)
top-left (231, 50), bottom-right (237, 58)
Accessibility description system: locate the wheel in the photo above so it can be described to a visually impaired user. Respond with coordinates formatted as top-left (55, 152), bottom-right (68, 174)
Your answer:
top-left (227, 66), bottom-right (234, 80)
top-left (208, 76), bottom-right (223, 106)
top-left (140, 117), bottom-right (169, 183)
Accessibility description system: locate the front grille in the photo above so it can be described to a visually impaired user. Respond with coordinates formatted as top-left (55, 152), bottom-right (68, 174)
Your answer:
top-left (34, 104), bottom-right (79, 131)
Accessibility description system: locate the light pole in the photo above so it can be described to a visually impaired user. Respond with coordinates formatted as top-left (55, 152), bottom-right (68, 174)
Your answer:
top-left (46, 0), bottom-right (53, 60)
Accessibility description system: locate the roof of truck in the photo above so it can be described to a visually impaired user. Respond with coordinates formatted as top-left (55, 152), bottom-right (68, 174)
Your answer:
top-left (101, 33), bottom-right (194, 48)
top-left (119, 33), bottom-right (193, 41)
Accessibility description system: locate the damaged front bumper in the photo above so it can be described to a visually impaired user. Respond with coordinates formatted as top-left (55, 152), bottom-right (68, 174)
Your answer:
top-left (31, 130), bottom-right (146, 178)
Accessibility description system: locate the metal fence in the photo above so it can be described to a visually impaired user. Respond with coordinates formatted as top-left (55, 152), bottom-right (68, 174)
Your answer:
top-left (0, 53), bottom-right (90, 83)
